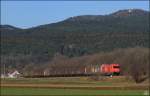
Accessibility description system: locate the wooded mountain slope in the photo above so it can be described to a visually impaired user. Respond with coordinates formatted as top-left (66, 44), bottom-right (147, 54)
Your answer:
top-left (1, 9), bottom-right (149, 57)
top-left (1, 9), bottom-right (149, 77)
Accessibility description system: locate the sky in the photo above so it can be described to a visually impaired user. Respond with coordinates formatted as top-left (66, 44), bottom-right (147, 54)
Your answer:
top-left (1, 1), bottom-right (149, 29)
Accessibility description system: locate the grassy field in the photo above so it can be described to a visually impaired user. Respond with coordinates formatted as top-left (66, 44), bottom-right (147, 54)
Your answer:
top-left (1, 76), bottom-right (149, 96)
top-left (1, 76), bottom-right (135, 85)
top-left (1, 87), bottom-right (147, 96)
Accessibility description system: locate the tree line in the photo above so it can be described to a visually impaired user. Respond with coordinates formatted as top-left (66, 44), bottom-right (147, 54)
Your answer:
top-left (1, 47), bottom-right (149, 83)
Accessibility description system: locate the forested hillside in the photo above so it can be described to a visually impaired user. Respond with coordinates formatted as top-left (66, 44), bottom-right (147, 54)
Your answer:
top-left (0, 9), bottom-right (149, 75)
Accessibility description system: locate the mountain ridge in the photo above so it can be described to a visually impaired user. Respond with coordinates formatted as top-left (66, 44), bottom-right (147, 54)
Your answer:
top-left (1, 9), bottom-right (149, 57)
top-left (1, 9), bottom-right (149, 29)
top-left (1, 9), bottom-right (149, 73)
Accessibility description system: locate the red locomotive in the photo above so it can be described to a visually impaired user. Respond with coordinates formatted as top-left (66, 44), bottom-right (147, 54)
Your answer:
top-left (100, 64), bottom-right (120, 76)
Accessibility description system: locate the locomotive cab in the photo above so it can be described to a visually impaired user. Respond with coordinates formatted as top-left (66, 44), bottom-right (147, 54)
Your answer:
top-left (110, 64), bottom-right (120, 75)
top-left (100, 64), bottom-right (120, 76)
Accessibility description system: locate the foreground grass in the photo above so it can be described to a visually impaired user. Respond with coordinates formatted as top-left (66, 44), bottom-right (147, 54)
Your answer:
top-left (1, 87), bottom-right (147, 96)
top-left (1, 77), bottom-right (149, 96)
top-left (0, 76), bottom-right (134, 86)
top-left (1, 77), bottom-right (95, 84)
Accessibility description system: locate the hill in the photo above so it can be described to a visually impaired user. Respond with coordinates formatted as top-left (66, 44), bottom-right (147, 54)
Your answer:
top-left (0, 9), bottom-right (149, 72)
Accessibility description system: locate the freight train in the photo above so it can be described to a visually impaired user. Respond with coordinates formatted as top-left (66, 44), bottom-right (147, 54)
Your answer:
top-left (24, 64), bottom-right (121, 78)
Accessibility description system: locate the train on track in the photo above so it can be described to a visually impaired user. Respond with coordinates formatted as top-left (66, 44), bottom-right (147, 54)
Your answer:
top-left (24, 64), bottom-right (121, 78)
